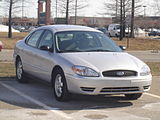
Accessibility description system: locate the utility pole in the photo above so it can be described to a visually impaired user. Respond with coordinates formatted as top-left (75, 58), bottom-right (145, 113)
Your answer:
top-left (22, 0), bottom-right (24, 18)
top-left (74, 0), bottom-right (78, 24)
top-left (130, 0), bottom-right (135, 38)
top-left (65, 0), bottom-right (69, 24)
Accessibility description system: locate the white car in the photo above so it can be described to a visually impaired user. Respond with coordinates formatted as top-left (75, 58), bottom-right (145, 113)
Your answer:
top-left (14, 25), bottom-right (152, 101)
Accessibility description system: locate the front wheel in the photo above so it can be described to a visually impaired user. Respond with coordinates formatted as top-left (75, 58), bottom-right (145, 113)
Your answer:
top-left (52, 68), bottom-right (70, 101)
top-left (125, 93), bottom-right (142, 100)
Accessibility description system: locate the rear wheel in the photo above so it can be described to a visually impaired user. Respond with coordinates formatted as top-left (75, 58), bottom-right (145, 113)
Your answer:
top-left (52, 68), bottom-right (70, 101)
top-left (125, 93), bottom-right (142, 100)
top-left (16, 58), bottom-right (27, 83)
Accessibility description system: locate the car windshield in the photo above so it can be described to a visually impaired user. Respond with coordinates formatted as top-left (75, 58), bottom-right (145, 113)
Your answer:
top-left (55, 31), bottom-right (122, 53)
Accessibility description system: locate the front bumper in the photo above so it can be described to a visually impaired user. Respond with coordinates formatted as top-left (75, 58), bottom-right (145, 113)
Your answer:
top-left (66, 74), bottom-right (152, 95)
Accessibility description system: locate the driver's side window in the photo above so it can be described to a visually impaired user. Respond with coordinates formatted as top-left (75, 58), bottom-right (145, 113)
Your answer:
top-left (38, 30), bottom-right (53, 49)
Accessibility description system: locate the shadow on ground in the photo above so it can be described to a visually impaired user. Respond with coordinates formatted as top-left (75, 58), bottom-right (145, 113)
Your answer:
top-left (0, 77), bottom-right (133, 112)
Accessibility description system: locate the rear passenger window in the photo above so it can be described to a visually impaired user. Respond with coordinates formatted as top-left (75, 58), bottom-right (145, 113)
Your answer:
top-left (27, 30), bottom-right (44, 47)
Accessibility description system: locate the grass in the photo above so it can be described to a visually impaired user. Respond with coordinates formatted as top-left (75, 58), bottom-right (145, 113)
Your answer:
top-left (0, 62), bottom-right (15, 77)
top-left (0, 32), bottom-right (28, 49)
top-left (113, 38), bottom-right (160, 51)
top-left (0, 32), bottom-right (160, 50)
top-left (147, 62), bottom-right (160, 76)
top-left (0, 62), bottom-right (159, 78)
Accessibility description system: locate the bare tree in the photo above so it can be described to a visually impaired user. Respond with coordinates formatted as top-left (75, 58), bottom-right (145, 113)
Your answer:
top-left (102, 0), bottom-right (142, 19)
top-left (4, 0), bottom-right (30, 38)
top-left (56, 0), bottom-right (87, 24)
top-left (153, 0), bottom-right (160, 15)
top-left (130, 0), bottom-right (135, 38)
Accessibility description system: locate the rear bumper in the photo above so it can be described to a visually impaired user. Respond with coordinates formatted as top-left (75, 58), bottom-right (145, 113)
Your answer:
top-left (66, 74), bottom-right (152, 95)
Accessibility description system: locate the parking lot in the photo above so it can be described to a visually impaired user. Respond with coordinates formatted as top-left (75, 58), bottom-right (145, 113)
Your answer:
top-left (0, 75), bottom-right (159, 120)
top-left (0, 50), bottom-right (160, 120)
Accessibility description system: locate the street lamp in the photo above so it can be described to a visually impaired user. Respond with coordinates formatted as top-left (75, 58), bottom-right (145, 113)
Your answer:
top-left (143, 5), bottom-right (147, 17)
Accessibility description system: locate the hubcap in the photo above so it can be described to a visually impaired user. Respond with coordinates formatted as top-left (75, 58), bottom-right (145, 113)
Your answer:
top-left (55, 74), bottom-right (64, 97)
top-left (17, 61), bottom-right (23, 80)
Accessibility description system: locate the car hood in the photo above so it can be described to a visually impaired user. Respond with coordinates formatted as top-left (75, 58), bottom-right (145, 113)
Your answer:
top-left (58, 52), bottom-right (145, 72)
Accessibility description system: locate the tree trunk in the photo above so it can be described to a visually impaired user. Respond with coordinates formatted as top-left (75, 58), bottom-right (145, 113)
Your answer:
top-left (65, 0), bottom-right (69, 24)
top-left (120, 0), bottom-right (123, 40)
top-left (130, 0), bottom-right (135, 38)
top-left (8, 0), bottom-right (13, 38)
top-left (75, 0), bottom-right (78, 24)
top-left (123, 0), bottom-right (126, 38)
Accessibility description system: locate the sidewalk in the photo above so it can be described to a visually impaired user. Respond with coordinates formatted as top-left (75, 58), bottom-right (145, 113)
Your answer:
top-left (127, 50), bottom-right (160, 62)
top-left (0, 49), bottom-right (160, 62)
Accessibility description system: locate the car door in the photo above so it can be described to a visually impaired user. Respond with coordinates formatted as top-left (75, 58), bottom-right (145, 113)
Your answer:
top-left (33, 30), bottom-right (55, 82)
top-left (22, 29), bottom-right (44, 76)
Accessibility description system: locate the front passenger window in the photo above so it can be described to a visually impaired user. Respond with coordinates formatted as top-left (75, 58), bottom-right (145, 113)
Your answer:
top-left (38, 30), bottom-right (53, 49)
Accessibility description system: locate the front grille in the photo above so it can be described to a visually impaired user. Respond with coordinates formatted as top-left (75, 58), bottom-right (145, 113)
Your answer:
top-left (81, 87), bottom-right (95, 92)
top-left (100, 87), bottom-right (139, 93)
top-left (102, 70), bottom-right (137, 77)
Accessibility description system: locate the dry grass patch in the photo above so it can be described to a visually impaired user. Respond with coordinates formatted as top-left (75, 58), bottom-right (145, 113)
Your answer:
top-left (0, 32), bottom-right (28, 49)
top-left (113, 38), bottom-right (160, 51)
top-left (0, 62), bottom-right (15, 77)
top-left (0, 62), bottom-right (159, 78)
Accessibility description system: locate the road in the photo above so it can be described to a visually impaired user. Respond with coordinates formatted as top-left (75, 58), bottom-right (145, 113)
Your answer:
top-left (0, 49), bottom-right (160, 62)
top-left (0, 76), bottom-right (160, 120)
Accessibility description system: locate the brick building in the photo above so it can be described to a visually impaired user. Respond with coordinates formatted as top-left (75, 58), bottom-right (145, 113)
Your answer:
top-left (55, 16), bottom-right (112, 27)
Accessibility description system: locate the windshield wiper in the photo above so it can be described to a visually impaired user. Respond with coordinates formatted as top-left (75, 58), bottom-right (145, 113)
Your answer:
top-left (59, 50), bottom-right (83, 53)
top-left (85, 49), bottom-right (115, 52)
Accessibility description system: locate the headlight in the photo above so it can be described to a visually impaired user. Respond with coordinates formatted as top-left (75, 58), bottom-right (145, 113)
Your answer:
top-left (140, 65), bottom-right (151, 76)
top-left (72, 66), bottom-right (99, 77)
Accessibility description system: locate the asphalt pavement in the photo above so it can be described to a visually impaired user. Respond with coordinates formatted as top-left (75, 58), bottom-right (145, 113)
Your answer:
top-left (0, 76), bottom-right (160, 120)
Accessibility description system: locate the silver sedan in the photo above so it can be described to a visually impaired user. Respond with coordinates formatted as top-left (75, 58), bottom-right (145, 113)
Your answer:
top-left (14, 25), bottom-right (152, 101)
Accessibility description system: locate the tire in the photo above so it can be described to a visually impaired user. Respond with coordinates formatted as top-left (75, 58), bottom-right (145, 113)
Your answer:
top-left (125, 93), bottom-right (142, 100)
top-left (52, 68), bottom-right (70, 101)
top-left (16, 58), bottom-right (27, 83)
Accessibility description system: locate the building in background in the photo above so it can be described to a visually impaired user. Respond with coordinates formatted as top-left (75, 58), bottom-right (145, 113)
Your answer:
top-left (54, 16), bottom-right (112, 28)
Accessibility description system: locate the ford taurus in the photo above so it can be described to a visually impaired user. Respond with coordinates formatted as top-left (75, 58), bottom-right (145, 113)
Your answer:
top-left (14, 25), bottom-right (152, 101)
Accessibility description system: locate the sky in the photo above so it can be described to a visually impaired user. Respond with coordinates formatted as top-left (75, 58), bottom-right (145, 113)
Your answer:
top-left (0, 0), bottom-right (157, 18)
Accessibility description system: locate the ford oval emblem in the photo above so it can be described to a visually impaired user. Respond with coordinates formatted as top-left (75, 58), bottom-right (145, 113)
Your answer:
top-left (116, 71), bottom-right (125, 76)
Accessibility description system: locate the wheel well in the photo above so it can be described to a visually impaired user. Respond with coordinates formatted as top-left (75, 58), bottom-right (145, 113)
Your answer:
top-left (51, 65), bottom-right (63, 83)
top-left (15, 55), bottom-right (21, 65)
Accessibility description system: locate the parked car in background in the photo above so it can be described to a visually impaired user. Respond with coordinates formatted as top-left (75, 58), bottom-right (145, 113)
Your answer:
top-left (14, 25), bottom-right (152, 101)
top-left (97, 27), bottom-right (109, 36)
top-left (108, 24), bottom-right (120, 37)
top-left (148, 30), bottom-right (160, 36)
top-left (108, 24), bottom-right (131, 37)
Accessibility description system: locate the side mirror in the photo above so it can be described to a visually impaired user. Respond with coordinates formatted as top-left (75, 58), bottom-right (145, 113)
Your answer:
top-left (119, 45), bottom-right (126, 51)
top-left (40, 45), bottom-right (53, 52)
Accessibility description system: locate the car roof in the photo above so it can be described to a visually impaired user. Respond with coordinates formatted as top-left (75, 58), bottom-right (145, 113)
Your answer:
top-left (37, 25), bottom-right (101, 33)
